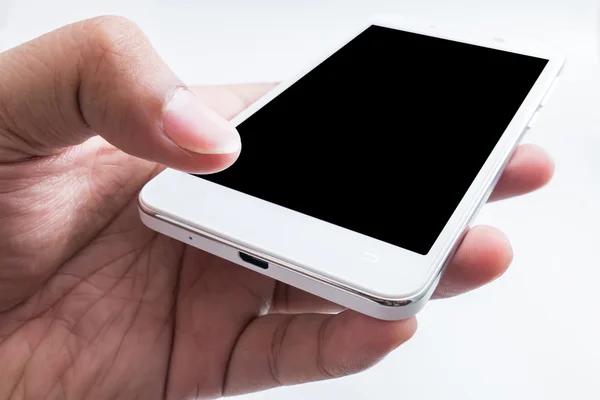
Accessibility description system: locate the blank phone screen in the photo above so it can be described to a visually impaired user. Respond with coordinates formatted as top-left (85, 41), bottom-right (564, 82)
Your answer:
top-left (197, 25), bottom-right (548, 255)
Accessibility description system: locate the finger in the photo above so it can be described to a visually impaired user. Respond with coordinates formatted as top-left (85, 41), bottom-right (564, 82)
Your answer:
top-left (167, 248), bottom-right (277, 400)
top-left (270, 282), bottom-right (345, 314)
top-left (0, 16), bottom-right (247, 172)
top-left (192, 82), bottom-right (278, 121)
top-left (489, 144), bottom-right (554, 201)
top-left (433, 225), bottom-right (512, 299)
top-left (223, 311), bottom-right (417, 396)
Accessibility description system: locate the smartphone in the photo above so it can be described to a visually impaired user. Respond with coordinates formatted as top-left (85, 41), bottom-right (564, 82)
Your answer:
top-left (139, 15), bottom-right (564, 320)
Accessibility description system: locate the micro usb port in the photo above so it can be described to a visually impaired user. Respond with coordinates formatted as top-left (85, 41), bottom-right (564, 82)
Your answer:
top-left (239, 252), bottom-right (269, 270)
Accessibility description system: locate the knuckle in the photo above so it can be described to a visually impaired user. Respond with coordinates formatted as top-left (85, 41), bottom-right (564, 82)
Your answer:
top-left (267, 316), bottom-right (294, 387)
top-left (74, 15), bottom-right (156, 128)
top-left (80, 15), bottom-right (150, 69)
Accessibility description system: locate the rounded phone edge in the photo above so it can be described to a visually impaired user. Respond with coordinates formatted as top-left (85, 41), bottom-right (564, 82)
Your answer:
top-left (137, 195), bottom-right (443, 321)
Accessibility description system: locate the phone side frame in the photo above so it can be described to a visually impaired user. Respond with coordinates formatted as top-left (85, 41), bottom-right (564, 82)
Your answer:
top-left (139, 200), bottom-right (440, 320)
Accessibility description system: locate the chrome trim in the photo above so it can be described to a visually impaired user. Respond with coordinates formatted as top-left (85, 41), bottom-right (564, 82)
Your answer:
top-left (138, 196), bottom-right (456, 308)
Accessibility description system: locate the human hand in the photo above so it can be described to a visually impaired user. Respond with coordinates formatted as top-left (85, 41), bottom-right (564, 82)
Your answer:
top-left (0, 16), bottom-right (554, 399)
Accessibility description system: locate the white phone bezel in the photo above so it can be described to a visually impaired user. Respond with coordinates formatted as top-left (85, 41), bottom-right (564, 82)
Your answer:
top-left (139, 14), bottom-right (564, 313)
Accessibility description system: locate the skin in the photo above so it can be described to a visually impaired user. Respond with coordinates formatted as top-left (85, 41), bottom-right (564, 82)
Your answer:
top-left (0, 16), bottom-right (554, 400)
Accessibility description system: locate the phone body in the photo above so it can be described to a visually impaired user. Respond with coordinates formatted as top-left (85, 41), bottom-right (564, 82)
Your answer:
top-left (139, 15), bottom-right (564, 321)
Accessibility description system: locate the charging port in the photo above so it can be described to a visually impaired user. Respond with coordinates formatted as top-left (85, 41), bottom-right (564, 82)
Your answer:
top-left (239, 252), bottom-right (269, 270)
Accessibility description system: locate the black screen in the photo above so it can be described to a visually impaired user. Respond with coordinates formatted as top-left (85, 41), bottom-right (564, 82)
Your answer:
top-left (198, 25), bottom-right (548, 255)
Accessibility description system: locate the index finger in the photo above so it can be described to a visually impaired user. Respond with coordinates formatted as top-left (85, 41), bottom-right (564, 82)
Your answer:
top-left (488, 143), bottom-right (554, 201)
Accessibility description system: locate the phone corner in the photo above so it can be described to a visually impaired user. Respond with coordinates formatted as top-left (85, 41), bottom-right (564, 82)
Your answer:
top-left (368, 290), bottom-right (433, 321)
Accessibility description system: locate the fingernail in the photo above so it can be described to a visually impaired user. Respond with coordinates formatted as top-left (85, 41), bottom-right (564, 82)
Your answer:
top-left (163, 88), bottom-right (241, 154)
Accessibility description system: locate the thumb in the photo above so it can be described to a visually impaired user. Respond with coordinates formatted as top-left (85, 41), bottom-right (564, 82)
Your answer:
top-left (0, 16), bottom-right (240, 172)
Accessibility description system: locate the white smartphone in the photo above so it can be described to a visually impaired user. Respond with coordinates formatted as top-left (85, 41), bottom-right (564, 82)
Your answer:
top-left (139, 15), bottom-right (564, 320)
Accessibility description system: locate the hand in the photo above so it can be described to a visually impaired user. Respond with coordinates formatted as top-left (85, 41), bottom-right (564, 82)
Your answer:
top-left (0, 16), bottom-right (554, 400)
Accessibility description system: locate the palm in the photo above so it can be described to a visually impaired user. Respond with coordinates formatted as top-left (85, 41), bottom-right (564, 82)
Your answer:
top-left (0, 84), bottom-right (553, 400)
top-left (0, 85), bottom-right (355, 399)
top-left (0, 136), bottom-right (286, 397)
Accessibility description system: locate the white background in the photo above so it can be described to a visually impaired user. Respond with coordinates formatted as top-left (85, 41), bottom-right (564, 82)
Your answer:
top-left (2, 0), bottom-right (600, 399)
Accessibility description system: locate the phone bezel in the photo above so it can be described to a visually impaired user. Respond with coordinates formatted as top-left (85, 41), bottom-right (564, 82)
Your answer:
top-left (139, 14), bottom-right (564, 300)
